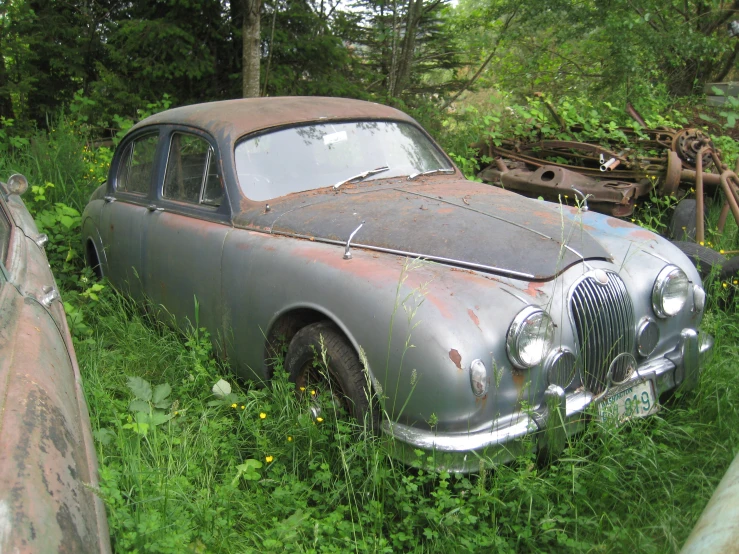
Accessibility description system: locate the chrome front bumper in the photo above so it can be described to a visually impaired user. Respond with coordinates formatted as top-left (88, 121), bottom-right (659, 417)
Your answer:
top-left (384, 329), bottom-right (714, 472)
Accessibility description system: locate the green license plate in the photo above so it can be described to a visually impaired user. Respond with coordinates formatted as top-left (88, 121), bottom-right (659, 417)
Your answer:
top-left (598, 379), bottom-right (658, 422)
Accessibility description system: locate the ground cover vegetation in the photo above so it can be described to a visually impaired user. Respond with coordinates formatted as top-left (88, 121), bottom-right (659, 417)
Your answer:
top-left (1, 0), bottom-right (739, 552)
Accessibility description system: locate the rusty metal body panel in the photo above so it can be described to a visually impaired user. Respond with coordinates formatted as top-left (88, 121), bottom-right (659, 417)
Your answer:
top-left (82, 98), bottom-right (712, 472)
top-left (680, 451), bottom-right (739, 554)
top-left (0, 180), bottom-right (111, 552)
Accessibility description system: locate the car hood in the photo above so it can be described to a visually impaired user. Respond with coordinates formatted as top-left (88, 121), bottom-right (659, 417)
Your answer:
top-left (242, 177), bottom-right (610, 280)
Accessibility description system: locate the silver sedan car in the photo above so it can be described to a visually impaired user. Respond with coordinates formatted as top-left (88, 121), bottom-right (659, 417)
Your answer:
top-left (81, 97), bottom-right (713, 471)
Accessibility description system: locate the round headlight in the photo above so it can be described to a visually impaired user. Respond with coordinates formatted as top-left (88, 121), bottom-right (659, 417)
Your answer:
top-left (506, 306), bottom-right (555, 369)
top-left (652, 265), bottom-right (689, 318)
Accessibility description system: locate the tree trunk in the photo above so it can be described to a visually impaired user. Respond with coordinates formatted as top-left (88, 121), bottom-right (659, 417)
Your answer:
top-left (391, 0), bottom-right (423, 98)
top-left (242, 0), bottom-right (262, 98)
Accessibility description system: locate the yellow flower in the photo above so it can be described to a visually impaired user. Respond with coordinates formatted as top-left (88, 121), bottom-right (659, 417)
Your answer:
top-left (299, 386), bottom-right (306, 391)
top-left (733, 280), bottom-right (738, 285)
top-left (174, 411), bottom-right (179, 416)
top-left (720, 250), bottom-right (725, 254)
top-left (259, 412), bottom-right (267, 419)
top-left (231, 403), bottom-right (237, 408)
top-left (316, 417), bottom-right (324, 423)
top-left (699, 241), bottom-right (704, 246)
top-left (241, 405), bottom-right (245, 410)
top-left (723, 283), bottom-right (728, 288)
top-left (287, 436), bottom-right (293, 442)
top-left (265, 455), bottom-right (274, 463)
top-left (310, 390), bottom-right (316, 396)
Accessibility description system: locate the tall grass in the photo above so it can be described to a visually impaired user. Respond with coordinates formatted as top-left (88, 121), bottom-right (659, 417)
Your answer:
top-left (3, 113), bottom-right (738, 553)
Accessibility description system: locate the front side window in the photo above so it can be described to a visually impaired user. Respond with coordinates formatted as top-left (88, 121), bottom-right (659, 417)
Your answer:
top-left (163, 133), bottom-right (223, 207)
top-left (117, 134), bottom-right (159, 195)
top-left (234, 120), bottom-right (452, 201)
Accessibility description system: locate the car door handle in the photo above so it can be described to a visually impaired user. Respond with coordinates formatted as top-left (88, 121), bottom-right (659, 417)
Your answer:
top-left (39, 285), bottom-right (60, 307)
top-left (147, 204), bottom-right (164, 212)
top-left (104, 195), bottom-right (116, 203)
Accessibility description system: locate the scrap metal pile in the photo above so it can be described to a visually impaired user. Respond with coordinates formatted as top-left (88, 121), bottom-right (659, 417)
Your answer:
top-left (474, 105), bottom-right (737, 223)
top-left (474, 106), bottom-right (739, 279)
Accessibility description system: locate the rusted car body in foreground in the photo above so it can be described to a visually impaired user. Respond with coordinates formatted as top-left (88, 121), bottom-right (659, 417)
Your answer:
top-left (0, 175), bottom-right (111, 552)
top-left (83, 98), bottom-right (713, 472)
top-left (680, 451), bottom-right (739, 554)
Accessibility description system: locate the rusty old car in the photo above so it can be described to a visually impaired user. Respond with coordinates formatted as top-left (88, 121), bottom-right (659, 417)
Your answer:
top-left (82, 97), bottom-right (713, 471)
top-left (1, 174), bottom-right (111, 551)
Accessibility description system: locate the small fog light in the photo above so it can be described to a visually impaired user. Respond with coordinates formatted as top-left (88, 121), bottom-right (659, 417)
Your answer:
top-left (693, 284), bottom-right (706, 313)
top-left (636, 317), bottom-right (659, 357)
top-left (470, 359), bottom-right (488, 397)
top-left (544, 348), bottom-right (577, 389)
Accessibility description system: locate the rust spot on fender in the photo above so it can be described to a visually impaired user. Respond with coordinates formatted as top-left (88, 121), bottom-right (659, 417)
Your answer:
top-left (630, 229), bottom-right (656, 240)
top-left (449, 349), bottom-right (462, 370)
top-left (512, 370), bottom-right (526, 390)
top-left (606, 217), bottom-right (635, 228)
top-left (468, 309), bottom-right (480, 329)
top-left (524, 281), bottom-right (545, 297)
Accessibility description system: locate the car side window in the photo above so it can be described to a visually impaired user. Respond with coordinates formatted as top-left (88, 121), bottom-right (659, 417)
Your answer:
top-left (163, 133), bottom-right (223, 207)
top-left (117, 134), bottom-right (158, 195)
top-left (0, 205), bottom-right (10, 267)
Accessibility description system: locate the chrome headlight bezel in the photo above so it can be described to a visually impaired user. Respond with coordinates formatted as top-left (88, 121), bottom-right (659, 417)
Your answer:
top-left (652, 265), bottom-right (689, 318)
top-left (506, 306), bottom-right (555, 369)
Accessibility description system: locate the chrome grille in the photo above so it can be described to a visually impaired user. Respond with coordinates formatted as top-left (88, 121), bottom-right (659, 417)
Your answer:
top-left (570, 272), bottom-right (635, 394)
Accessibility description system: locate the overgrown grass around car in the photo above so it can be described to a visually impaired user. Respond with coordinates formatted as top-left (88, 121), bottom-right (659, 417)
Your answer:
top-left (2, 108), bottom-right (738, 553)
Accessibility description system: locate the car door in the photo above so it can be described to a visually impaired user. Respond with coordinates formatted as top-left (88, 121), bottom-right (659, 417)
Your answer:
top-left (143, 128), bottom-right (230, 346)
top-left (99, 130), bottom-right (162, 301)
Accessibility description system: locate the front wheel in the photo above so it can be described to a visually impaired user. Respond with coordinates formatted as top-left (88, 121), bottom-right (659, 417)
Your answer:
top-left (284, 321), bottom-right (378, 429)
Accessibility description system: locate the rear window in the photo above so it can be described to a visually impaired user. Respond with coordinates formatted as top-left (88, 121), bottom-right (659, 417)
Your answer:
top-left (117, 134), bottom-right (159, 195)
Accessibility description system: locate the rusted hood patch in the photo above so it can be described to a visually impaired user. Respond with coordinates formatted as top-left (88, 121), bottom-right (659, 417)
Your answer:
top-left (249, 179), bottom-right (609, 280)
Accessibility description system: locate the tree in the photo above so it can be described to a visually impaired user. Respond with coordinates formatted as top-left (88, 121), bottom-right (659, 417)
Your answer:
top-left (243, 0), bottom-right (262, 97)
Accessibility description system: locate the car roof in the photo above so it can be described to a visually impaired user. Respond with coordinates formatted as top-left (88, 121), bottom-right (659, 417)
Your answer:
top-left (131, 97), bottom-right (417, 141)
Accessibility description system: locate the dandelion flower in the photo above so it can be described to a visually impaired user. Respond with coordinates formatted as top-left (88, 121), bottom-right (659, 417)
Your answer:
top-left (241, 405), bottom-right (245, 410)
top-left (299, 386), bottom-right (306, 392)
top-left (734, 280), bottom-right (738, 285)
top-left (720, 250), bottom-right (725, 254)
top-left (699, 241), bottom-right (704, 246)
top-left (287, 436), bottom-right (293, 442)
top-left (310, 390), bottom-right (316, 396)
top-left (259, 412), bottom-right (267, 419)
top-left (174, 411), bottom-right (179, 416)
top-left (723, 283), bottom-right (728, 288)
top-left (316, 417), bottom-right (324, 423)
top-left (266, 455), bottom-right (274, 463)
top-left (231, 403), bottom-right (237, 408)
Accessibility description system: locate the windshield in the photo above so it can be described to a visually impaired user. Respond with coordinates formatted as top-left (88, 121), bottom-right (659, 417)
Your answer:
top-left (234, 120), bottom-right (453, 201)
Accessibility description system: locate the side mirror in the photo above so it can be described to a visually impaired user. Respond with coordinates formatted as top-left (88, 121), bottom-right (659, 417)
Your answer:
top-left (6, 174), bottom-right (29, 196)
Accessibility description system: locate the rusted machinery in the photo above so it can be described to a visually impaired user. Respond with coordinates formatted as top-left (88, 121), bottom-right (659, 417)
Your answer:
top-left (474, 108), bottom-right (739, 280)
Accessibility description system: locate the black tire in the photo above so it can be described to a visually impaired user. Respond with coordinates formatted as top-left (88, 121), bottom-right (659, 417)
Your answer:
top-left (284, 321), bottom-right (378, 428)
top-left (719, 255), bottom-right (739, 282)
top-left (669, 199), bottom-right (705, 241)
top-left (671, 240), bottom-right (727, 278)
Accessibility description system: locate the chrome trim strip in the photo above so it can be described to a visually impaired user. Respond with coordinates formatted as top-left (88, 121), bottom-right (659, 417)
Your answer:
top-left (269, 229), bottom-right (537, 279)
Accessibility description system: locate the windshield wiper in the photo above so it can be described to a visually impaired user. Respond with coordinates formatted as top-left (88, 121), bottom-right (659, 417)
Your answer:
top-left (333, 166), bottom-right (390, 190)
top-left (407, 168), bottom-right (455, 181)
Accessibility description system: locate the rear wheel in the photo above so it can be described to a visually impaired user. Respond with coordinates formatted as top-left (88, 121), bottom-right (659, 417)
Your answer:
top-left (284, 321), bottom-right (378, 429)
top-left (671, 241), bottom-right (726, 279)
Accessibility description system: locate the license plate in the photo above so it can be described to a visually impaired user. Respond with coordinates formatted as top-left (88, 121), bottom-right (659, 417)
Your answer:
top-left (598, 379), bottom-right (658, 423)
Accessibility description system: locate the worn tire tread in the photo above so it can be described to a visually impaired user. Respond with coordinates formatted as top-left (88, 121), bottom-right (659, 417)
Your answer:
top-left (671, 240), bottom-right (727, 278)
top-left (285, 321), bottom-right (377, 428)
